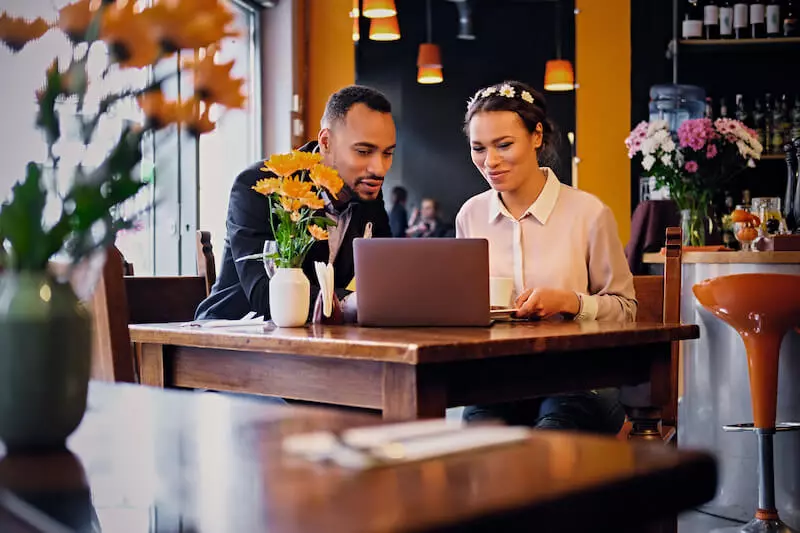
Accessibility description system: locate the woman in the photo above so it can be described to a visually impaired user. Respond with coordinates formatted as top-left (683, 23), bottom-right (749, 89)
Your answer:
top-left (456, 81), bottom-right (636, 434)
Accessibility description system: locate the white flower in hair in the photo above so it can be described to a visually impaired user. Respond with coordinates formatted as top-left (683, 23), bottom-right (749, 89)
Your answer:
top-left (521, 90), bottom-right (534, 104)
top-left (499, 84), bottom-right (515, 98)
top-left (481, 86), bottom-right (497, 98)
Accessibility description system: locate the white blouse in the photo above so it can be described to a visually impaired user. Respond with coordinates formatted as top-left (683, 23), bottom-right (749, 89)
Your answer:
top-left (455, 168), bottom-right (636, 322)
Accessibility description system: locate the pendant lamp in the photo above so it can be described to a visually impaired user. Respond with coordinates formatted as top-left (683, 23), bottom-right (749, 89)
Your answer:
top-left (417, 0), bottom-right (442, 84)
top-left (543, 0), bottom-right (574, 92)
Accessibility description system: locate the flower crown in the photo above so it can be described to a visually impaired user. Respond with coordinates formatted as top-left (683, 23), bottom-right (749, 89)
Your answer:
top-left (467, 83), bottom-right (536, 109)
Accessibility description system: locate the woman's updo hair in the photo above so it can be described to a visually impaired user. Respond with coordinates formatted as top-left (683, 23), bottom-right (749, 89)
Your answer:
top-left (464, 80), bottom-right (557, 163)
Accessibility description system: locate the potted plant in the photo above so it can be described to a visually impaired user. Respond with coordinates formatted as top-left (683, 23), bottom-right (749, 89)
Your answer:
top-left (237, 151), bottom-right (343, 327)
top-left (625, 117), bottom-right (763, 246)
top-left (0, 0), bottom-right (245, 450)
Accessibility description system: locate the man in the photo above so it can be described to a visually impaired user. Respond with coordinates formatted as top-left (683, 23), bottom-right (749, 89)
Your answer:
top-left (388, 186), bottom-right (408, 238)
top-left (195, 85), bottom-right (396, 320)
top-left (407, 198), bottom-right (454, 238)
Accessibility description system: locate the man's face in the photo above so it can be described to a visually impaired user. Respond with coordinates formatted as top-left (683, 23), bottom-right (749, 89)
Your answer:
top-left (318, 103), bottom-right (396, 201)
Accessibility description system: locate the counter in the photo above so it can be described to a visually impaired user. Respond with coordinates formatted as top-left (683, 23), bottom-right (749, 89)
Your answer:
top-left (643, 251), bottom-right (800, 526)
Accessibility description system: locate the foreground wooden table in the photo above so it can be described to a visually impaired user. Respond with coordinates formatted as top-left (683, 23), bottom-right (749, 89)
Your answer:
top-left (0, 383), bottom-right (716, 533)
top-left (130, 321), bottom-right (699, 424)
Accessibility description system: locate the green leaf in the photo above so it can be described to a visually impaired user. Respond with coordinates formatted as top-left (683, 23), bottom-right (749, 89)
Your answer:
top-left (308, 216), bottom-right (336, 229)
top-left (35, 61), bottom-right (62, 148)
top-left (0, 163), bottom-right (48, 270)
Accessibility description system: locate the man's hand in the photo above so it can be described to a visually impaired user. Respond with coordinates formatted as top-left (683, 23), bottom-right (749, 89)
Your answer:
top-left (514, 287), bottom-right (580, 319)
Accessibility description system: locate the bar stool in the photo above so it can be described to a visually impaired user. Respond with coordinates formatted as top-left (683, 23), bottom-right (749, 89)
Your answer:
top-left (693, 273), bottom-right (800, 533)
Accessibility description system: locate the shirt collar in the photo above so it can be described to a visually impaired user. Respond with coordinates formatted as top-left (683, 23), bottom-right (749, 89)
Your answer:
top-left (488, 167), bottom-right (561, 224)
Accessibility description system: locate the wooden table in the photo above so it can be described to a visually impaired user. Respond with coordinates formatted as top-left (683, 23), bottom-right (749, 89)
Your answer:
top-left (0, 382), bottom-right (717, 533)
top-left (130, 321), bottom-right (699, 423)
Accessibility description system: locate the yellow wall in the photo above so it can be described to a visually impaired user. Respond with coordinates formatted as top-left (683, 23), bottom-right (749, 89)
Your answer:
top-left (575, 0), bottom-right (631, 242)
top-left (307, 0), bottom-right (356, 137)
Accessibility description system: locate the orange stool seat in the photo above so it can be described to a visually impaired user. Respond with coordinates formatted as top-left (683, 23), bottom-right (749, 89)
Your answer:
top-left (693, 273), bottom-right (800, 533)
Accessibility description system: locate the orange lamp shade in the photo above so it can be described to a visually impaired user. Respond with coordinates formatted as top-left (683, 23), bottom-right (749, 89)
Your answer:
top-left (363, 0), bottom-right (397, 18)
top-left (353, 17), bottom-right (360, 41)
top-left (417, 65), bottom-right (443, 84)
top-left (416, 43), bottom-right (441, 68)
top-left (543, 59), bottom-right (575, 92)
top-left (369, 16), bottom-right (400, 41)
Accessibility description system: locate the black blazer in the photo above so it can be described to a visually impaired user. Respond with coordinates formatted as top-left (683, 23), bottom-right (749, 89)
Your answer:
top-left (195, 142), bottom-right (392, 320)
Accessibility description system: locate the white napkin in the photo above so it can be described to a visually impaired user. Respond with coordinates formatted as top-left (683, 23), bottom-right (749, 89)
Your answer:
top-left (314, 261), bottom-right (335, 318)
top-left (181, 311), bottom-right (265, 328)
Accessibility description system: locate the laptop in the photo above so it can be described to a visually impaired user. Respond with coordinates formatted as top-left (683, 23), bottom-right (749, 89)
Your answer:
top-left (353, 238), bottom-right (491, 327)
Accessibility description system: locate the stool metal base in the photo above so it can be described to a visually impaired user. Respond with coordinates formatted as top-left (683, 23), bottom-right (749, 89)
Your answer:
top-left (711, 517), bottom-right (798, 533)
top-left (722, 422), bottom-right (800, 433)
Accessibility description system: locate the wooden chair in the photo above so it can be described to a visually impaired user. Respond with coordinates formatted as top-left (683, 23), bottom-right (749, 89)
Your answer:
top-left (195, 230), bottom-right (216, 296)
top-left (621, 227), bottom-right (683, 443)
top-left (90, 246), bottom-right (208, 384)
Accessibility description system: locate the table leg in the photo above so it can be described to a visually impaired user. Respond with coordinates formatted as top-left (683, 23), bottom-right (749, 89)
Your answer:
top-left (381, 364), bottom-right (447, 421)
top-left (627, 342), bottom-right (673, 443)
top-left (137, 343), bottom-right (166, 387)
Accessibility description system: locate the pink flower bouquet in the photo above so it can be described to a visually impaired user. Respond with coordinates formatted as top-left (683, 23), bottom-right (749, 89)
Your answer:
top-left (625, 117), bottom-right (763, 245)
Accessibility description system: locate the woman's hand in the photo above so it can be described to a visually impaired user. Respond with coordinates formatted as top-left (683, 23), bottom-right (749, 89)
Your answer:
top-left (514, 288), bottom-right (580, 319)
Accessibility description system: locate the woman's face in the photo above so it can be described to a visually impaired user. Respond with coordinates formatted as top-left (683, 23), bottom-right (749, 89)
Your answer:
top-left (468, 110), bottom-right (541, 194)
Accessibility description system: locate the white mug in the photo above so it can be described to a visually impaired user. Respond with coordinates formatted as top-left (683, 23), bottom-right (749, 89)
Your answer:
top-left (489, 277), bottom-right (514, 309)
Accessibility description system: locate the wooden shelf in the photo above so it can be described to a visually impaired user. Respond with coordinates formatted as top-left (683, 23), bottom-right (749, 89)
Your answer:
top-left (761, 154), bottom-right (787, 160)
top-left (679, 36), bottom-right (800, 53)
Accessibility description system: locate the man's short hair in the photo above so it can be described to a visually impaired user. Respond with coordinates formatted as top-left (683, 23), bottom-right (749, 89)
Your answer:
top-left (392, 186), bottom-right (408, 203)
top-left (321, 85), bottom-right (392, 128)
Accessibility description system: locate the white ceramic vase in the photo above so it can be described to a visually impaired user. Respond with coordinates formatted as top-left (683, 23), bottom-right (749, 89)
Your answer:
top-left (268, 268), bottom-right (310, 327)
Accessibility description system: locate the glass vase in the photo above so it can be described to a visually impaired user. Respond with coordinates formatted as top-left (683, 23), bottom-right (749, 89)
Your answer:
top-left (680, 208), bottom-right (706, 247)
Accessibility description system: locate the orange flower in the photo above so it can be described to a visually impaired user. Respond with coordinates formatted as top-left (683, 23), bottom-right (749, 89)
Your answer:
top-left (141, 0), bottom-right (237, 52)
top-left (57, 0), bottom-right (98, 43)
top-left (280, 177), bottom-right (313, 199)
top-left (192, 53), bottom-right (246, 109)
top-left (292, 151), bottom-right (322, 171)
top-left (279, 196), bottom-right (303, 213)
top-left (179, 98), bottom-right (216, 136)
top-left (262, 153), bottom-right (303, 178)
top-left (252, 177), bottom-right (281, 196)
top-left (309, 164), bottom-right (344, 198)
top-left (100, 1), bottom-right (161, 68)
top-left (299, 193), bottom-right (325, 211)
top-left (308, 224), bottom-right (329, 241)
top-left (0, 13), bottom-right (50, 52)
top-left (137, 90), bottom-right (180, 129)
top-left (290, 211), bottom-right (302, 223)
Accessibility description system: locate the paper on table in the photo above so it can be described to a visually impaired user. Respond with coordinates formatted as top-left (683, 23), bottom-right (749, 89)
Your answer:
top-left (314, 261), bottom-right (335, 317)
top-left (181, 311), bottom-right (265, 328)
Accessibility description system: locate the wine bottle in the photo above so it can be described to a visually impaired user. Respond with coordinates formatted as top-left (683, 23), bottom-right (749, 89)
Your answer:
top-left (766, 0), bottom-right (781, 36)
top-left (750, 0), bottom-right (766, 37)
top-left (773, 96), bottom-right (787, 154)
top-left (720, 96), bottom-right (729, 118)
top-left (793, 138), bottom-right (800, 233)
top-left (734, 1), bottom-right (750, 37)
top-left (683, 0), bottom-right (704, 39)
top-left (791, 94), bottom-right (800, 141)
top-left (705, 0), bottom-right (721, 37)
top-left (785, 0), bottom-right (798, 36)
top-left (765, 93), bottom-right (774, 154)
top-left (705, 96), bottom-right (714, 119)
top-left (783, 142), bottom-right (798, 233)
top-left (720, 0), bottom-right (735, 36)
top-left (753, 97), bottom-right (767, 149)
top-left (735, 94), bottom-right (748, 125)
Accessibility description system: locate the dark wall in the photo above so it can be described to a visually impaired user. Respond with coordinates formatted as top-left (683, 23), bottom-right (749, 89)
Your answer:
top-left (356, 0), bottom-right (576, 223)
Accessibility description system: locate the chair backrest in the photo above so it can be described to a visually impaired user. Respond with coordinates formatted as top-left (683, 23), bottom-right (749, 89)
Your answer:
top-left (90, 246), bottom-right (208, 383)
top-left (628, 226), bottom-right (683, 437)
top-left (196, 230), bottom-right (216, 296)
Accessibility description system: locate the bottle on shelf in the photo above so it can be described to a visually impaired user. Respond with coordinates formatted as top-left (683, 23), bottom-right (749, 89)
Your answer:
top-left (683, 0), bottom-right (704, 39)
top-left (766, 0), bottom-right (782, 36)
top-left (780, 94), bottom-right (792, 144)
top-left (785, 0), bottom-right (798, 36)
top-left (720, 96), bottom-right (729, 118)
top-left (735, 94), bottom-right (750, 126)
top-left (742, 188), bottom-right (752, 209)
top-left (734, 1), bottom-right (750, 37)
top-left (705, 0), bottom-right (721, 38)
top-left (791, 94), bottom-right (800, 141)
top-left (722, 190), bottom-right (737, 248)
top-left (720, 0), bottom-right (735, 37)
top-left (765, 93), bottom-right (774, 154)
top-left (750, 0), bottom-right (767, 37)
top-left (783, 142), bottom-right (798, 232)
top-left (705, 96), bottom-right (714, 119)
top-left (772, 94), bottom-right (786, 154)
top-left (754, 97), bottom-right (767, 149)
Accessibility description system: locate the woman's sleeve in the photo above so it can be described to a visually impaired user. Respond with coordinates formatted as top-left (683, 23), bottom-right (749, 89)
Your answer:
top-left (577, 205), bottom-right (637, 322)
